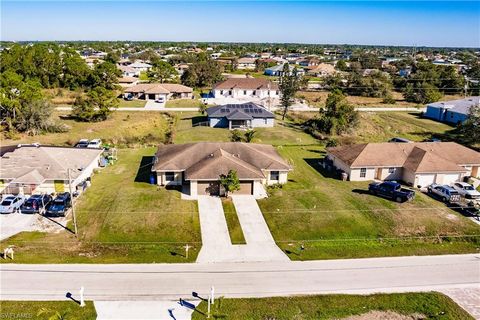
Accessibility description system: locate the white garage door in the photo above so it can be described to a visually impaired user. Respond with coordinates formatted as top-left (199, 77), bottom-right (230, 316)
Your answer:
top-left (416, 174), bottom-right (435, 188)
top-left (443, 173), bottom-right (460, 185)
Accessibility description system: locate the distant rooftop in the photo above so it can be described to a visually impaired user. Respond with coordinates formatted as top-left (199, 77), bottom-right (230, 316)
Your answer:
top-left (427, 96), bottom-right (480, 115)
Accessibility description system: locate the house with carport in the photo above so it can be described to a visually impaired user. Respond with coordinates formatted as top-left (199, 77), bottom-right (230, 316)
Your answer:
top-left (326, 142), bottom-right (480, 188)
top-left (152, 142), bottom-right (291, 198)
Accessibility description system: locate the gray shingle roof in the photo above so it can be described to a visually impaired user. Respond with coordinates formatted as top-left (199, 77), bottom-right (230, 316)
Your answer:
top-left (206, 103), bottom-right (274, 119)
top-left (427, 96), bottom-right (480, 116)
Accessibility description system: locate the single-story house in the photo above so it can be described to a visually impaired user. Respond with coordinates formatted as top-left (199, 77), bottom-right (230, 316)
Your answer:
top-left (129, 61), bottom-right (152, 73)
top-left (124, 83), bottom-right (193, 101)
top-left (118, 65), bottom-right (139, 77)
top-left (326, 142), bottom-right (480, 188)
top-left (298, 57), bottom-right (320, 67)
top-left (264, 64), bottom-right (305, 77)
top-left (118, 76), bottom-right (139, 88)
top-left (424, 96), bottom-right (479, 125)
top-left (206, 103), bottom-right (275, 130)
top-left (237, 57), bottom-right (257, 70)
top-left (0, 146), bottom-right (103, 195)
top-left (306, 63), bottom-right (336, 77)
top-left (212, 78), bottom-right (279, 99)
top-left (152, 142), bottom-right (291, 198)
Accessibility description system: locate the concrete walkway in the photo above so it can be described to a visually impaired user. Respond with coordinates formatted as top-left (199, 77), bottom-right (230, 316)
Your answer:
top-left (196, 196), bottom-right (287, 263)
top-left (94, 300), bottom-right (200, 320)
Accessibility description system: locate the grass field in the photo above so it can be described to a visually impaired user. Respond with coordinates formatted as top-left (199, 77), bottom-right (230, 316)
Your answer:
top-left (0, 301), bottom-right (96, 320)
top-left (118, 99), bottom-right (146, 108)
top-left (193, 292), bottom-right (473, 320)
top-left (222, 199), bottom-right (246, 244)
top-left (166, 98), bottom-right (202, 108)
top-left (258, 145), bottom-right (480, 260)
top-left (3, 111), bottom-right (170, 147)
top-left (0, 148), bottom-right (201, 263)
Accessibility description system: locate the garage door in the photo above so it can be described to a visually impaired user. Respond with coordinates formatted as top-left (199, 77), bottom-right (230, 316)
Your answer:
top-left (197, 181), bottom-right (220, 196)
top-left (416, 174), bottom-right (435, 188)
top-left (237, 181), bottom-right (253, 195)
top-left (442, 173), bottom-right (460, 185)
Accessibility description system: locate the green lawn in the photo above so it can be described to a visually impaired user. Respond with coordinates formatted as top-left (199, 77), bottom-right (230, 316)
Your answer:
top-left (0, 148), bottom-right (201, 263)
top-left (0, 301), bottom-right (96, 320)
top-left (118, 99), bottom-right (146, 108)
top-left (222, 199), bottom-right (246, 244)
top-left (174, 112), bottom-right (319, 146)
top-left (3, 111), bottom-right (170, 147)
top-left (165, 99), bottom-right (202, 108)
top-left (193, 292), bottom-right (472, 320)
top-left (258, 145), bottom-right (480, 260)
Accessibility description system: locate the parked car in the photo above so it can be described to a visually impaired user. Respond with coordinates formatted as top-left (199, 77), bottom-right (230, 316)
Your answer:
top-left (0, 195), bottom-right (26, 214)
top-left (424, 138), bottom-right (441, 142)
top-left (452, 182), bottom-right (480, 200)
top-left (155, 97), bottom-right (165, 103)
top-left (427, 184), bottom-right (461, 203)
top-left (368, 181), bottom-right (415, 203)
top-left (76, 139), bottom-right (90, 148)
top-left (87, 139), bottom-right (102, 149)
top-left (20, 194), bottom-right (53, 214)
top-left (45, 193), bottom-right (72, 217)
top-left (388, 137), bottom-right (411, 143)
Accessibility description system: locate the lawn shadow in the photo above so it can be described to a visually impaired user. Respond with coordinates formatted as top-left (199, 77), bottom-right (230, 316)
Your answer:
top-left (134, 156), bottom-right (155, 184)
top-left (66, 292), bottom-right (80, 305)
top-left (41, 214), bottom-right (75, 234)
top-left (352, 189), bottom-right (370, 195)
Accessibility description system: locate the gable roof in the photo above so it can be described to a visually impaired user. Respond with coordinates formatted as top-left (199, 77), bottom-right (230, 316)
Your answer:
top-left (327, 142), bottom-right (480, 173)
top-left (153, 142), bottom-right (291, 180)
top-left (125, 83), bottom-right (192, 95)
top-left (0, 146), bottom-right (103, 183)
top-left (206, 103), bottom-right (275, 119)
top-left (213, 78), bottom-right (278, 90)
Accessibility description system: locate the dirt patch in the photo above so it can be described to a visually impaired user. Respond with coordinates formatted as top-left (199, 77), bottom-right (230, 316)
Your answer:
top-left (343, 310), bottom-right (426, 320)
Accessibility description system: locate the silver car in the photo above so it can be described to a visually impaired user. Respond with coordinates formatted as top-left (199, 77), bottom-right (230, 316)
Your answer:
top-left (452, 182), bottom-right (480, 200)
top-left (0, 195), bottom-right (26, 214)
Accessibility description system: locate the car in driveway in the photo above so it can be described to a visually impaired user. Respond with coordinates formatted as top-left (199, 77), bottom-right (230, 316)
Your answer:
top-left (20, 194), bottom-right (53, 214)
top-left (368, 181), bottom-right (415, 203)
top-left (75, 139), bottom-right (90, 148)
top-left (388, 137), bottom-right (411, 143)
top-left (45, 193), bottom-right (71, 217)
top-left (452, 182), bottom-right (480, 200)
top-left (427, 184), bottom-right (461, 203)
top-left (0, 195), bottom-right (26, 214)
top-left (87, 139), bottom-right (102, 149)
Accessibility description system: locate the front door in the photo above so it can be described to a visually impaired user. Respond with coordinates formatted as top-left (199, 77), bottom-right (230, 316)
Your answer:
top-left (375, 168), bottom-right (382, 180)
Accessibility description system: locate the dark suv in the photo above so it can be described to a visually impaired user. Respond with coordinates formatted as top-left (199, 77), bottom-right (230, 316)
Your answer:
top-left (20, 194), bottom-right (53, 214)
top-left (46, 193), bottom-right (72, 217)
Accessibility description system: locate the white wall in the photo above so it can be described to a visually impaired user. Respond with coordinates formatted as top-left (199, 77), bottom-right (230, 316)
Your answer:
top-left (251, 118), bottom-right (274, 128)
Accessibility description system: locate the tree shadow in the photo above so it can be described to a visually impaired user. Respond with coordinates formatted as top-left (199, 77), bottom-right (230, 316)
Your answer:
top-left (352, 189), bottom-right (371, 195)
top-left (134, 156), bottom-right (154, 184)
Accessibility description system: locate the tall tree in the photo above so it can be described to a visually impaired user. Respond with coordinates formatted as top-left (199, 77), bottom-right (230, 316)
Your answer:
top-left (87, 61), bottom-right (121, 90)
top-left (278, 63), bottom-right (300, 120)
top-left (458, 106), bottom-right (480, 146)
top-left (72, 87), bottom-right (119, 122)
top-left (148, 60), bottom-right (177, 83)
top-left (316, 89), bottom-right (359, 135)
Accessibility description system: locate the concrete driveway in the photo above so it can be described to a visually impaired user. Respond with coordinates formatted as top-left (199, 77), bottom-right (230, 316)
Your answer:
top-left (0, 212), bottom-right (69, 241)
top-left (196, 195), bottom-right (288, 263)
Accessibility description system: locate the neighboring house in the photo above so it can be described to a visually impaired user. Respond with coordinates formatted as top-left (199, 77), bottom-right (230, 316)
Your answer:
top-left (212, 78), bottom-right (279, 99)
top-left (118, 65), bottom-right (139, 77)
top-left (237, 57), bottom-right (257, 70)
top-left (206, 103), bottom-right (275, 130)
top-left (129, 61), bottom-right (152, 73)
top-left (0, 146), bottom-right (103, 195)
top-left (298, 57), bottom-right (320, 67)
top-left (118, 76), bottom-right (139, 88)
top-left (425, 96), bottom-right (479, 124)
top-left (306, 63), bottom-right (336, 77)
top-left (152, 142), bottom-right (291, 198)
top-left (124, 83), bottom-right (193, 101)
top-left (174, 63), bottom-right (190, 75)
top-left (264, 64), bottom-right (305, 76)
top-left (326, 142), bottom-right (480, 188)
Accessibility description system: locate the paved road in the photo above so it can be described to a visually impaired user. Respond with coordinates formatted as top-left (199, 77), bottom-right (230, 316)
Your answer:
top-left (1, 254), bottom-right (478, 301)
top-left (55, 106), bottom-right (425, 113)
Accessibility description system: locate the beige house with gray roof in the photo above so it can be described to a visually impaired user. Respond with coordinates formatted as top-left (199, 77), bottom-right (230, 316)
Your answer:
top-left (326, 142), bottom-right (480, 188)
top-left (0, 146), bottom-right (103, 195)
top-left (152, 142), bottom-right (291, 198)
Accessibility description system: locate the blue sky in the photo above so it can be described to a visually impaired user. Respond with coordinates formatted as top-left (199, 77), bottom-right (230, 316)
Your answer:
top-left (2, 1), bottom-right (479, 47)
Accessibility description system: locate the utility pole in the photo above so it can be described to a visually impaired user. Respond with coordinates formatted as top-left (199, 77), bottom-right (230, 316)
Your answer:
top-left (68, 168), bottom-right (78, 236)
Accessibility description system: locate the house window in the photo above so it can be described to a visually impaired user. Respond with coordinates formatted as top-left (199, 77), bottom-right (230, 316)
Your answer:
top-left (264, 118), bottom-right (268, 124)
top-left (360, 168), bottom-right (367, 178)
top-left (388, 167), bottom-right (395, 173)
top-left (275, 91), bottom-right (279, 95)
top-left (270, 171), bottom-right (280, 181)
top-left (253, 90), bottom-right (257, 96)
top-left (228, 90), bottom-right (232, 95)
top-left (220, 90), bottom-right (224, 95)
top-left (165, 172), bottom-right (175, 182)
top-left (243, 90), bottom-right (247, 95)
